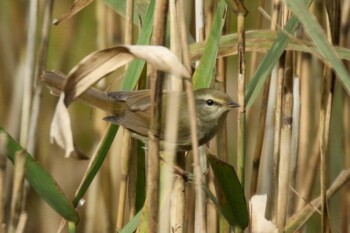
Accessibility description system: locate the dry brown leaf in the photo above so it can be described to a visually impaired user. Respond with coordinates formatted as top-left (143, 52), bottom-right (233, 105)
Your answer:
top-left (50, 95), bottom-right (74, 158)
top-left (63, 45), bottom-right (191, 105)
top-left (53, 0), bottom-right (93, 25)
top-left (250, 195), bottom-right (278, 233)
top-left (63, 46), bottom-right (133, 105)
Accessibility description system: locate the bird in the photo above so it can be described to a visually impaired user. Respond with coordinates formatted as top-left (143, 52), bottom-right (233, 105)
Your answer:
top-left (103, 88), bottom-right (239, 151)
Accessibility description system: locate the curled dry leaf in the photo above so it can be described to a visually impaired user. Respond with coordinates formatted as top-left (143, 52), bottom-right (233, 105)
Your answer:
top-left (53, 0), bottom-right (93, 25)
top-left (50, 95), bottom-right (74, 158)
top-left (49, 45), bottom-right (190, 157)
top-left (250, 195), bottom-right (278, 233)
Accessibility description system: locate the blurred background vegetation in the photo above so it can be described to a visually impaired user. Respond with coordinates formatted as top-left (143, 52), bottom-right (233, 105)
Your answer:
top-left (1, 0), bottom-right (350, 232)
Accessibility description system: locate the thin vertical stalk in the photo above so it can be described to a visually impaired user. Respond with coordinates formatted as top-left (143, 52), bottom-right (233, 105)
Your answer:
top-left (271, 52), bottom-right (285, 223)
top-left (319, 69), bottom-right (333, 233)
top-left (178, 0), bottom-right (191, 71)
top-left (342, 95), bottom-right (350, 233)
top-left (250, 0), bottom-right (281, 196)
top-left (8, 151), bottom-right (26, 233)
top-left (235, 6), bottom-right (247, 233)
top-left (276, 50), bottom-right (293, 230)
top-left (184, 79), bottom-right (206, 233)
top-left (288, 76), bottom-right (300, 216)
top-left (116, 128), bottom-right (132, 229)
top-left (159, 0), bottom-right (183, 231)
top-left (0, 133), bottom-right (7, 229)
top-left (295, 53), bottom-right (316, 212)
top-left (20, 0), bottom-right (38, 147)
top-left (320, 0), bottom-right (340, 229)
top-left (116, 0), bottom-right (134, 229)
top-left (143, 0), bottom-right (168, 232)
top-left (193, 1), bottom-right (206, 232)
top-left (125, 0), bottom-right (134, 45)
top-left (27, 0), bottom-right (54, 155)
top-left (236, 9), bottom-right (246, 189)
top-left (340, 1), bottom-right (350, 231)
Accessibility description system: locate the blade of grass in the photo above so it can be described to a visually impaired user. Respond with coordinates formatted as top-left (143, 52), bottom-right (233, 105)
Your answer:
top-left (244, 0), bottom-right (312, 108)
top-left (207, 153), bottom-right (248, 229)
top-left (72, 124), bottom-right (118, 206)
top-left (1, 127), bottom-right (79, 222)
top-left (121, 0), bottom-right (155, 90)
top-left (192, 0), bottom-right (227, 89)
top-left (285, 0), bottom-right (350, 95)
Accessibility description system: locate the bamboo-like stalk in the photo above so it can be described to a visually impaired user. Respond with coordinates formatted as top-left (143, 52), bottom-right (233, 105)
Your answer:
top-left (214, 58), bottom-right (227, 233)
top-left (193, 1), bottom-right (207, 232)
top-left (235, 6), bottom-right (247, 233)
top-left (342, 95), bottom-right (350, 233)
top-left (250, 0), bottom-right (281, 196)
top-left (340, 2), bottom-right (350, 231)
top-left (294, 53), bottom-right (316, 212)
top-left (184, 79), bottom-right (206, 233)
top-left (319, 1), bottom-right (340, 228)
top-left (8, 151), bottom-right (26, 233)
top-left (142, 0), bottom-right (168, 232)
top-left (27, 0), bottom-right (54, 155)
top-left (271, 52), bottom-right (285, 223)
top-left (116, 0), bottom-right (134, 229)
top-left (288, 76), bottom-right (300, 216)
top-left (276, 49), bottom-right (293, 230)
top-left (0, 132), bottom-right (7, 229)
top-left (319, 68), bottom-right (333, 233)
top-left (20, 0), bottom-right (38, 147)
top-left (158, 0), bottom-right (183, 231)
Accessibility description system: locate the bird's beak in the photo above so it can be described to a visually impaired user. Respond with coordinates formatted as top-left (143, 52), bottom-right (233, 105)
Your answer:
top-left (228, 101), bottom-right (240, 108)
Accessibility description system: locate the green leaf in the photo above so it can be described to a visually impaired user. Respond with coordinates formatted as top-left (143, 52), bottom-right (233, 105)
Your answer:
top-left (285, 0), bottom-right (350, 95)
top-left (207, 154), bottom-right (248, 229)
top-left (1, 127), bottom-right (79, 222)
top-left (121, 0), bottom-right (155, 90)
top-left (245, 0), bottom-right (312, 108)
top-left (120, 210), bottom-right (142, 233)
top-left (72, 124), bottom-right (118, 207)
top-left (104, 0), bottom-right (149, 25)
top-left (193, 0), bottom-right (227, 89)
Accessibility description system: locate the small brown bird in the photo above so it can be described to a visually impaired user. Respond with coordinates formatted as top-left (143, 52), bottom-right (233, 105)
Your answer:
top-left (104, 89), bottom-right (239, 150)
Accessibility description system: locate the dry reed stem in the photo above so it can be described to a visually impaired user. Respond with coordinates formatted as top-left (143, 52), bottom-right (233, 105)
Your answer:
top-left (295, 53), bottom-right (315, 212)
top-left (236, 10), bottom-right (246, 188)
top-left (276, 50), bottom-right (293, 230)
top-left (184, 79), bottom-right (206, 233)
top-left (271, 53), bottom-right (285, 223)
top-left (8, 151), bottom-right (26, 233)
top-left (288, 76), bottom-right (300, 216)
top-left (143, 0), bottom-right (168, 231)
top-left (27, 0), bottom-right (53, 155)
top-left (193, 1), bottom-right (207, 232)
top-left (340, 2), bottom-right (350, 230)
top-left (20, 0), bottom-right (38, 147)
top-left (250, 1), bottom-right (281, 196)
top-left (235, 3), bottom-right (247, 231)
top-left (158, 0), bottom-right (186, 231)
top-left (0, 132), bottom-right (7, 229)
top-left (116, 128), bottom-right (132, 229)
top-left (177, 0), bottom-right (191, 71)
top-left (116, 0), bottom-right (134, 229)
top-left (319, 77), bottom-right (332, 233)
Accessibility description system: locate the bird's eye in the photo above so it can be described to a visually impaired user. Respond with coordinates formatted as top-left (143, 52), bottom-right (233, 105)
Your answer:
top-left (206, 99), bottom-right (214, 106)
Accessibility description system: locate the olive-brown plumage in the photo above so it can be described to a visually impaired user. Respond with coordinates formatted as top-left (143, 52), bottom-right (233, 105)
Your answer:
top-left (104, 88), bottom-right (239, 150)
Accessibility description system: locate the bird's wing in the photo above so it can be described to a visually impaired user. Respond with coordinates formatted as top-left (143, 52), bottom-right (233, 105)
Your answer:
top-left (104, 110), bottom-right (150, 137)
top-left (107, 90), bottom-right (151, 111)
